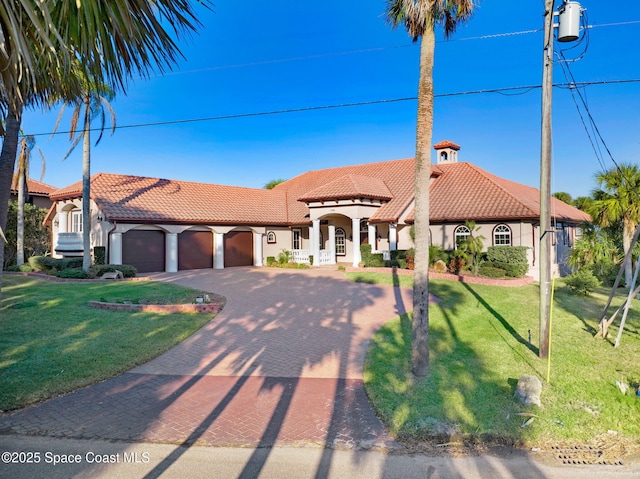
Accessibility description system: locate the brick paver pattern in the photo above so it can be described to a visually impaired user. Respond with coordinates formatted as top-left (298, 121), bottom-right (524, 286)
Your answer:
top-left (0, 267), bottom-right (426, 450)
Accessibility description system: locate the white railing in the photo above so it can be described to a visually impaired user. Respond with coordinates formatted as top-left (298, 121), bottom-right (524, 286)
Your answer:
top-left (290, 249), bottom-right (334, 265)
top-left (373, 249), bottom-right (391, 261)
top-left (290, 249), bottom-right (310, 264)
top-left (318, 249), bottom-right (333, 265)
top-left (55, 232), bottom-right (83, 252)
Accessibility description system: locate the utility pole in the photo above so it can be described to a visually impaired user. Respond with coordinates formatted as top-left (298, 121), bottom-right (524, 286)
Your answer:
top-left (539, 1), bottom-right (582, 359)
top-left (539, 0), bottom-right (555, 359)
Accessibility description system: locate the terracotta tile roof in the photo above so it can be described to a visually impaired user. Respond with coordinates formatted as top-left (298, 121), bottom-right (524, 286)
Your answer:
top-left (433, 140), bottom-right (461, 150)
top-left (297, 174), bottom-right (393, 202)
top-left (11, 175), bottom-right (57, 196)
top-left (49, 159), bottom-right (590, 227)
top-left (51, 173), bottom-right (289, 225)
top-left (274, 158), bottom-right (421, 224)
top-left (406, 162), bottom-right (591, 223)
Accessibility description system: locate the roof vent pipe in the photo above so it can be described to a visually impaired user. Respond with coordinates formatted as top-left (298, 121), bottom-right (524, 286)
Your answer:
top-left (557, 1), bottom-right (582, 42)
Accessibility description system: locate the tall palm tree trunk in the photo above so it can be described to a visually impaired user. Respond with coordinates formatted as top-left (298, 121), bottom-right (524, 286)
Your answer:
top-left (623, 220), bottom-right (634, 287)
top-left (0, 108), bottom-right (23, 300)
top-left (16, 161), bottom-right (26, 266)
top-left (82, 97), bottom-right (92, 272)
top-left (411, 28), bottom-right (435, 378)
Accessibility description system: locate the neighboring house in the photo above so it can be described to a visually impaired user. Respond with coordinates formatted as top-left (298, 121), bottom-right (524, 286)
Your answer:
top-left (10, 175), bottom-right (56, 210)
top-left (46, 141), bottom-right (590, 278)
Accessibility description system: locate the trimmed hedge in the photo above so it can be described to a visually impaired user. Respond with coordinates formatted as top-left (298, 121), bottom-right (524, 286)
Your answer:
top-left (94, 246), bottom-right (106, 265)
top-left (360, 244), bottom-right (372, 266)
top-left (484, 246), bottom-right (529, 278)
top-left (486, 246), bottom-right (528, 264)
top-left (479, 265), bottom-right (507, 278)
top-left (56, 268), bottom-right (89, 279)
top-left (28, 256), bottom-right (83, 272)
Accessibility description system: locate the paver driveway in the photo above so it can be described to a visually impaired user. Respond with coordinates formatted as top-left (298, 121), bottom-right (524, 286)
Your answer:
top-left (0, 267), bottom-right (419, 450)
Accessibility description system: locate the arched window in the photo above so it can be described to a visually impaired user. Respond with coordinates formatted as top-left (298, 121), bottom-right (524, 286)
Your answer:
top-left (493, 224), bottom-right (512, 246)
top-left (454, 225), bottom-right (470, 249)
top-left (335, 228), bottom-right (346, 255)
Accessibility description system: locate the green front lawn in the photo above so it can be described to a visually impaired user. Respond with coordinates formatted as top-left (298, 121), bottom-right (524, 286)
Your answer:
top-left (0, 276), bottom-right (216, 411)
top-left (356, 273), bottom-right (640, 448)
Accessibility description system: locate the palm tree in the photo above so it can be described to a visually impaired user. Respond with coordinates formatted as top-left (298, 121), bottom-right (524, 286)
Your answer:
top-left (384, 0), bottom-right (475, 378)
top-left (588, 164), bottom-right (640, 287)
top-left (459, 220), bottom-right (485, 275)
top-left (53, 74), bottom-right (116, 272)
top-left (0, 0), bottom-right (210, 299)
top-left (15, 133), bottom-right (45, 266)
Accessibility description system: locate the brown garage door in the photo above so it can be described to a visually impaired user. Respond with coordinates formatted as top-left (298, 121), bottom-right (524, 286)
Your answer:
top-left (122, 230), bottom-right (165, 273)
top-left (178, 231), bottom-right (213, 270)
top-left (224, 231), bottom-right (253, 267)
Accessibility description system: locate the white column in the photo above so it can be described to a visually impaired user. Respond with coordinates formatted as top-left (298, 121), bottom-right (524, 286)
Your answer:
top-left (328, 224), bottom-right (336, 265)
top-left (368, 223), bottom-right (376, 251)
top-left (254, 232), bottom-right (263, 266)
top-left (214, 232), bottom-right (225, 269)
top-left (389, 223), bottom-right (397, 251)
top-left (311, 219), bottom-right (320, 266)
top-left (59, 211), bottom-right (68, 233)
top-left (166, 233), bottom-right (178, 273)
top-left (110, 232), bottom-right (123, 265)
top-left (352, 217), bottom-right (361, 267)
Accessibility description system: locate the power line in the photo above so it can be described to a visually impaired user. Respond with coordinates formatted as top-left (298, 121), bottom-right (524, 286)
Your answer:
top-left (154, 21), bottom-right (640, 78)
top-left (31, 78), bottom-right (640, 138)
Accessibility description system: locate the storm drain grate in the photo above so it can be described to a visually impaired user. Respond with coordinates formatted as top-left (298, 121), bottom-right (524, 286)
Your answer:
top-left (552, 445), bottom-right (624, 466)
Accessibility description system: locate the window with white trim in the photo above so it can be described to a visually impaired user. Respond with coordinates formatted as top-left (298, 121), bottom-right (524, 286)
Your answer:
top-left (454, 225), bottom-right (470, 249)
top-left (292, 228), bottom-right (302, 250)
top-left (71, 210), bottom-right (83, 233)
top-left (335, 228), bottom-right (346, 255)
top-left (493, 224), bottom-right (512, 246)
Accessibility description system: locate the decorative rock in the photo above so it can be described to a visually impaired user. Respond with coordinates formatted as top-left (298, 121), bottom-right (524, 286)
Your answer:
top-left (514, 374), bottom-right (542, 407)
top-left (101, 270), bottom-right (123, 280)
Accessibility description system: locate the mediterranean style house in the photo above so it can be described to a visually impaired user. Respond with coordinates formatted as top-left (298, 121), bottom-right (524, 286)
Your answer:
top-left (46, 141), bottom-right (590, 279)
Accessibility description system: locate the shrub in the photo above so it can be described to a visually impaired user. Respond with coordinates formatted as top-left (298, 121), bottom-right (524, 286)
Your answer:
top-left (486, 246), bottom-right (528, 264)
top-left (56, 268), bottom-right (89, 279)
top-left (368, 253), bottom-right (385, 267)
top-left (485, 261), bottom-right (528, 278)
top-left (93, 264), bottom-right (137, 278)
top-left (309, 255), bottom-right (314, 265)
top-left (277, 249), bottom-right (291, 265)
top-left (94, 246), bottom-right (106, 265)
top-left (479, 265), bottom-right (507, 278)
top-left (266, 256), bottom-right (276, 266)
top-left (485, 246), bottom-right (529, 278)
top-left (428, 244), bottom-right (445, 266)
top-left (388, 249), bottom-right (407, 268)
top-left (448, 257), bottom-right (466, 274)
top-left (406, 248), bottom-right (415, 270)
top-left (565, 269), bottom-right (601, 296)
top-left (360, 244), bottom-right (372, 265)
top-left (28, 256), bottom-right (48, 272)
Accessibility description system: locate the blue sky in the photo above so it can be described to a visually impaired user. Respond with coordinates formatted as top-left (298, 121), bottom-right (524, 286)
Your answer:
top-left (22, 1), bottom-right (640, 199)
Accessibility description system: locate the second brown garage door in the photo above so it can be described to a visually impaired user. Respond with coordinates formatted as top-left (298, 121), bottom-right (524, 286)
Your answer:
top-left (178, 231), bottom-right (213, 270)
top-left (224, 231), bottom-right (253, 267)
top-left (122, 230), bottom-right (165, 273)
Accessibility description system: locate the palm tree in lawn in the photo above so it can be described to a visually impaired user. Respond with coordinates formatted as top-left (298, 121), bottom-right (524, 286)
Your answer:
top-left (15, 133), bottom-right (45, 266)
top-left (53, 73), bottom-right (116, 272)
top-left (588, 163), bottom-right (640, 288)
top-left (384, 0), bottom-right (475, 378)
top-left (0, 0), bottom-right (210, 299)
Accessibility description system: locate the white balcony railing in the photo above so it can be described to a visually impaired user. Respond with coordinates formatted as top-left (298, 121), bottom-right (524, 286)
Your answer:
top-left (55, 232), bottom-right (83, 252)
